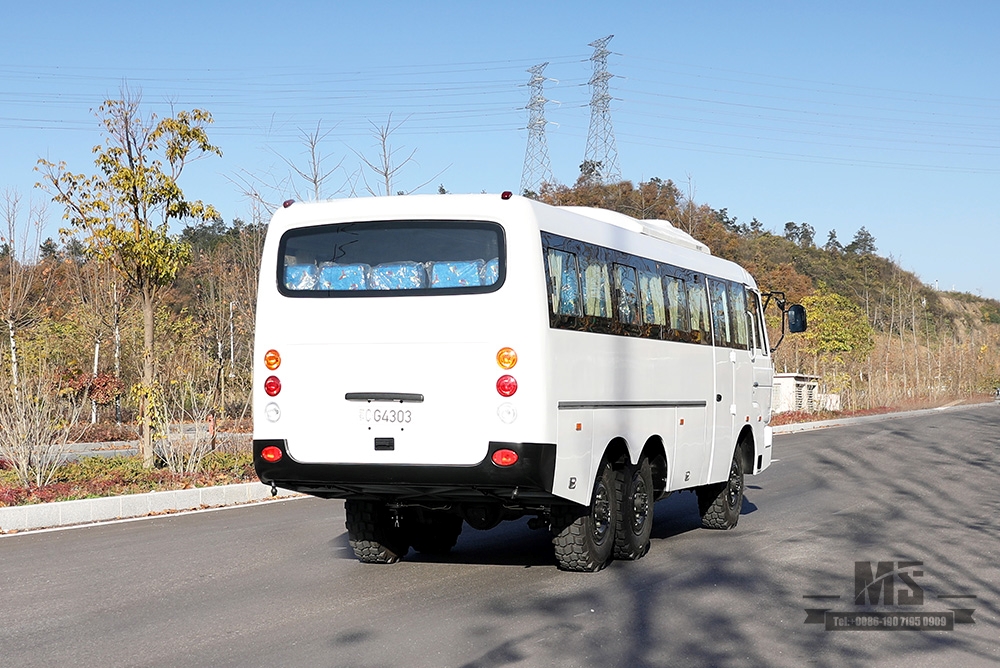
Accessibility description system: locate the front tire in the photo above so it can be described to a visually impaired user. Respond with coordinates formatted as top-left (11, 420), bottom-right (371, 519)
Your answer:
top-left (552, 457), bottom-right (617, 571)
top-left (697, 444), bottom-right (744, 530)
top-left (614, 457), bottom-right (653, 560)
top-left (344, 499), bottom-right (409, 563)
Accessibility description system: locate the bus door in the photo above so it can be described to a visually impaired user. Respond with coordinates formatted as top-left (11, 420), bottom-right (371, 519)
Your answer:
top-left (748, 290), bottom-right (773, 419)
top-left (728, 282), bottom-right (754, 424)
top-left (708, 279), bottom-right (736, 477)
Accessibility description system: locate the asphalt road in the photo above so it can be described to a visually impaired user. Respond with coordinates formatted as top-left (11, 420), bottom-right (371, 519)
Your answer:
top-left (2, 405), bottom-right (998, 668)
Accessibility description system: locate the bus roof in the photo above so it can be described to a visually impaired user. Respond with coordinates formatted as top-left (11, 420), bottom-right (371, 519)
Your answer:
top-left (558, 206), bottom-right (710, 255)
top-left (269, 194), bottom-right (754, 287)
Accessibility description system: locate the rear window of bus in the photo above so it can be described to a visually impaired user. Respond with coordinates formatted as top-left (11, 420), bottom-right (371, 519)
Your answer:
top-left (278, 220), bottom-right (505, 296)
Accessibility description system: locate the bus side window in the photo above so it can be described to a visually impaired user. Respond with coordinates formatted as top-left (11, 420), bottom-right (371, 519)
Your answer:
top-left (664, 275), bottom-right (690, 340)
top-left (709, 279), bottom-right (732, 347)
top-left (580, 255), bottom-right (611, 318)
top-left (687, 279), bottom-right (711, 344)
top-left (639, 270), bottom-right (666, 327)
top-left (728, 282), bottom-right (749, 349)
top-left (613, 264), bottom-right (640, 326)
top-left (546, 249), bottom-right (582, 316)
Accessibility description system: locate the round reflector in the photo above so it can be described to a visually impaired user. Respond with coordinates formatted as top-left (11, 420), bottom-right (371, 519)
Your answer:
top-left (497, 402), bottom-right (517, 424)
top-left (491, 449), bottom-right (519, 467)
top-left (264, 349), bottom-right (281, 370)
top-left (496, 374), bottom-right (517, 397)
top-left (260, 445), bottom-right (283, 463)
top-left (496, 347), bottom-right (517, 369)
top-left (264, 375), bottom-right (281, 397)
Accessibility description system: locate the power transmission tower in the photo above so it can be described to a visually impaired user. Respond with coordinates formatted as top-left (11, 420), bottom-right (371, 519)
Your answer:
top-left (583, 35), bottom-right (621, 183)
top-left (520, 62), bottom-right (554, 196)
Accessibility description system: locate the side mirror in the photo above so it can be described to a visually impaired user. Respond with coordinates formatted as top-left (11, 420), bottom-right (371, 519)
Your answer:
top-left (787, 304), bottom-right (807, 333)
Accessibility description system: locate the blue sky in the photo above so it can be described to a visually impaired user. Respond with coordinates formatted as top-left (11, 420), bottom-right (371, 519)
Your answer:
top-left (2, 1), bottom-right (998, 299)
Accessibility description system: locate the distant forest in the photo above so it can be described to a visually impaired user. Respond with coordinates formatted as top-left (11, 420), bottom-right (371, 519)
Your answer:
top-left (2, 172), bottom-right (998, 441)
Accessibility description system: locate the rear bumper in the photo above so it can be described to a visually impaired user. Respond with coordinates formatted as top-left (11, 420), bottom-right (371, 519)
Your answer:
top-left (253, 439), bottom-right (557, 504)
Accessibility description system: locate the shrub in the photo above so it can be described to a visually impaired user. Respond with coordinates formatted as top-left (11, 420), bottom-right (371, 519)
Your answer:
top-left (0, 453), bottom-right (258, 507)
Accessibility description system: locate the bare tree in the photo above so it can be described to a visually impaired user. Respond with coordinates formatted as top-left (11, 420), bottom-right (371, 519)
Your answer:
top-left (1, 188), bottom-right (48, 402)
top-left (230, 121), bottom-right (348, 214)
top-left (282, 122), bottom-right (346, 201)
top-left (0, 364), bottom-right (83, 488)
top-left (679, 174), bottom-right (699, 235)
top-left (354, 114), bottom-right (446, 196)
top-left (65, 255), bottom-right (129, 423)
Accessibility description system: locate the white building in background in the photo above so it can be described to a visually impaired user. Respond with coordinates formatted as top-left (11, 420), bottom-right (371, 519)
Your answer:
top-left (772, 373), bottom-right (841, 413)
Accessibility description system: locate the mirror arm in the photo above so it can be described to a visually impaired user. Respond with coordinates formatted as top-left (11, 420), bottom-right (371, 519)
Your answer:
top-left (762, 291), bottom-right (788, 353)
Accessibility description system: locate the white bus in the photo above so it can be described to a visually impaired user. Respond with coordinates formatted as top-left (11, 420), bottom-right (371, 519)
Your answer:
top-left (253, 193), bottom-right (804, 571)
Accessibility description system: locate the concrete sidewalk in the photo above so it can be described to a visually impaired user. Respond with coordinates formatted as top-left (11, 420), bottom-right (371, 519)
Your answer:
top-left (0, 482), bottom-right (300, 534)
top-left (770, 399), bottom-right (996, 435)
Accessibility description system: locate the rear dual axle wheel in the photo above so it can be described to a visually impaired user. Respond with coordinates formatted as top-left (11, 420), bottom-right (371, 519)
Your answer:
top-left (551, 456), bottom-right (653, 571)
top-left (345, 501), bottom-right (463, 564)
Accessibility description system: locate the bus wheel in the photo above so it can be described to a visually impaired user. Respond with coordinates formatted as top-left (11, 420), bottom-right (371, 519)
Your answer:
top-left (405, 510), bottom-right (463, 556)
top-left (697, 444), bottom-right (744, 530)
top-left (344, 499), bottom-right (409, 564)
top-left (614, 457), bottom-right (653, 560)
top-left (551, 458), bottom-right (617, 571)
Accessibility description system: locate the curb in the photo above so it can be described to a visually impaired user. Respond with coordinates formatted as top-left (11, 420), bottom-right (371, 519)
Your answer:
top-left (0, 482), bottom-right (301, 534)
top-left (771, 400), bottom-right (997, 435)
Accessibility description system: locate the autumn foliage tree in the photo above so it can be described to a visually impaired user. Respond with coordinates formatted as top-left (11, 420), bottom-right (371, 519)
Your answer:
top-left (37, 89), bottom-right (222, 466)
top-left (799, 288), bottom-right (875, 403)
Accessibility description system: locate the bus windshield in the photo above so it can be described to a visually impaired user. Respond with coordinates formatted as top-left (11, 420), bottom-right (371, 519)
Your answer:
top-left (278, 220), bottom-right (504, 295)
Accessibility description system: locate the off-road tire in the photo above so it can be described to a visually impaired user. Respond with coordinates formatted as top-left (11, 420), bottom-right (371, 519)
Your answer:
top-left (696, 444), bottom-right (744, 530)
top-left (613, 457), bottom-right (653, 560)
top-left (551, 458), bottom-right (617, 571)
top-left (344, 499), bottom-right (409, 564)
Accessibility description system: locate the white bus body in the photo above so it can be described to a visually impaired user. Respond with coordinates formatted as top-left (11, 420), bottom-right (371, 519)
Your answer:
top-left (253, 193), bottom-right (777, 570)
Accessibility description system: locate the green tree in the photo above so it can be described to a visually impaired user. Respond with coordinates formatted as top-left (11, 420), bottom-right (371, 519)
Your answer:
top-left (800, 288), bottom-right (875, 407)
top-left (846, 226), bottom-right (877, 255)
top-left (800, 289), bottom-right (874, 360)
top-left (39, 238), bottom-right (59, 260)
top-left (824, 229), bottom-right (844, 254)
top-left (37, 89), bottom-right (221, 466)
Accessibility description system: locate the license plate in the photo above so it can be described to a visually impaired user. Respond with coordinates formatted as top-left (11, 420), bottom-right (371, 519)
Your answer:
top-left (357, 406), bottom-right (414, 425)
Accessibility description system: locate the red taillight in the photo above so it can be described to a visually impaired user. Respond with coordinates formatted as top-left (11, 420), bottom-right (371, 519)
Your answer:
top-left (260, 445), bottom-right (283, 463)
top-left (491, 449), bottom-right (518, 467)
top-left (264, 376), bottom-right (281, 397)
top-left (496, 374), bottom-right (517, 397)
top-left (501, 191), bottom-right (513, 200)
